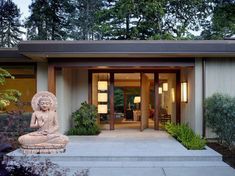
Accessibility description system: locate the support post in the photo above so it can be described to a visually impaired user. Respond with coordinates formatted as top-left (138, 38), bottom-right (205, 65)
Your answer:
top-left (176, 70), bottom-right (181, 124)
top-left (48, 64), bottom-right (56, 95)
top-left (109, 73), bottom-right (114, 130)
top-left (154, 72), bottom-right (159, 130)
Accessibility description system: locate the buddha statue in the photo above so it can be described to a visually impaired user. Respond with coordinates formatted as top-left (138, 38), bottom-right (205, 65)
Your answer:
top-left (18, 91), bottom-right (69, 154)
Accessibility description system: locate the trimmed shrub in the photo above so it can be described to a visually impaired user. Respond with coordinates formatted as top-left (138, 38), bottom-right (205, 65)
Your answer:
top-left (68, 102), bottom-right (101, 135)
top-left (204, 93), bottom-right (235, 149)
top-left (165, 121), bottom-right (206, 150)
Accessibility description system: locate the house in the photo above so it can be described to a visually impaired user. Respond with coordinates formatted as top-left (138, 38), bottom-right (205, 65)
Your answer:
top-left (0, 40), bottom-right (235, 138)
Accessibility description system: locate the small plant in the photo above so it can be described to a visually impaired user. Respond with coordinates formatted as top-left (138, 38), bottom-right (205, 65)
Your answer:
top-left (165, 121), bottom-right (206, 150)
top-left (0, 68), bottom-right (21, 111)
top-left (2, 156), bottom-right (89, 176)
top-left (68, 102), bottom-right (101, 135)
top-left (205, 93), bottom-right (235, 149)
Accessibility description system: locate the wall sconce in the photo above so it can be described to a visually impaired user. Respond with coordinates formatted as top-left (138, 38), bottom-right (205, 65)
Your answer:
top-left (163, 82), bottom-right (168, 91)
top-left (181, 82), bottom-right (188, 103)
top-left (98, 93), bottom-right (108, 102)
top-left (134, 96), bottom-right (141, 103)
top-left (171, 88), bottom-right (175, 103)
top-left (159, 87), bottom-right (162, 94)
top-left (98, 81), bottom-right (108, 91)
top-left (98, 104), bottom-right (108, 114)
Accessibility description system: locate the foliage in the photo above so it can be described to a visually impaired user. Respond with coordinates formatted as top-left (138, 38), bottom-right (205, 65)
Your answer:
top-left (0, 112), bottom-right (33, 150)
top-left (0, 0), bottom-right (24, 47)
top-left (96, 0), bottom-right (209, 40)
top-left (70, 0), bottom-right (104, 40)
top-left (68, 102), bottom-right (101, 135)
top-left (204, 93), bottom-right (235, 149)
top-left (2, 156), bottom-right (89, 176)
top-left (0, 68), bottom-right (21, 111)
top-left (165, 122), bottom-right (206, 150)
top-left (201, 0), bottom-right (235, 39)
top-left (114, 88), bottom-right (124, 112)
top-left (26, 0), bottom-right (75, 40)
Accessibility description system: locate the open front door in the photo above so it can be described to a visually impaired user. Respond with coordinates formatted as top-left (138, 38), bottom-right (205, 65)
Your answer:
top-left (140, 73), bottom-right (150, 131)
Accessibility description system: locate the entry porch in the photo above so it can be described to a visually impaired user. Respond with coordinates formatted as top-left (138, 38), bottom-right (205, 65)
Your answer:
top-left (8, 130), bottom-right (235, 176)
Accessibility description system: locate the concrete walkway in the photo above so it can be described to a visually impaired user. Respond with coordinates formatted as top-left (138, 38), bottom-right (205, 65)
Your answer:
top-left (8, 129), bottom-right (235, 176)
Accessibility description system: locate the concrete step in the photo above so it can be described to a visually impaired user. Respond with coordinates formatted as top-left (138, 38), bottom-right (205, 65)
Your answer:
top-left (9, 154), bottom-right (222, 162)
top-left (55, 161), bottom-right (228, 168)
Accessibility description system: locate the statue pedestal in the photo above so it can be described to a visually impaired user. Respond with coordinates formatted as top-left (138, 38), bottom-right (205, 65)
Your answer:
top-left (20, 143), bottom-right (67, 154)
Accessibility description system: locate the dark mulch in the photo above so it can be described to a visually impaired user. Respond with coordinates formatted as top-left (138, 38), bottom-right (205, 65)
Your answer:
top-left (207, 142), bottom-right (235, 169)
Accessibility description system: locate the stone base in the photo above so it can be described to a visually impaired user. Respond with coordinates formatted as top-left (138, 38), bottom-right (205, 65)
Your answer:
top-left (20, 144), bottom-right (66, 154)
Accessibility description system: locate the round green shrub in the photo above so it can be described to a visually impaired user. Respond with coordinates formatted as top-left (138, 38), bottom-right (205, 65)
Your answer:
top-left (205, 93), bottom-right (235, 149)
top-left (68, 102), bottom-right (101, 135)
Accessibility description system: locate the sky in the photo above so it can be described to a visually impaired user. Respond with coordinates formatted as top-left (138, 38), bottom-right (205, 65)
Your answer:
top-left (12, 0), bottom-right (31, 21)
top-left (12, 0), bottom-right (31, 39)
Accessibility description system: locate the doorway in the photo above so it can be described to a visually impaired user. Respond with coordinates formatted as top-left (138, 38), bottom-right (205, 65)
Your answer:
top-left (90, 71), bottom-right (179, 131)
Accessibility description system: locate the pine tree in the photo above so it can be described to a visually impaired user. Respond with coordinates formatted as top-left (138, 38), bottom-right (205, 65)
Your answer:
top-left (70, 0), bottom-right (104, 40)
top-left (0, 0), bottom-right (24, 47)
top-left (96, 0), bottom-right (210, 40)
top-left (26, 0), bottom-right (75, 40)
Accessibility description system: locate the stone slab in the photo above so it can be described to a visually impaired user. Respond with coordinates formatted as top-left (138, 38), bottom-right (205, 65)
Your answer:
top-left (163, 166), bottom-right (235, 176)
top-left (89, 168), bottom-right (165, 176)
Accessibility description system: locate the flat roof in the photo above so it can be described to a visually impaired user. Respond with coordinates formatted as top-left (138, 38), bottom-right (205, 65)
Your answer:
top-left (0, 48), bottom-right (32, 62)
top-left (0, 40), bottom-right (235, 62)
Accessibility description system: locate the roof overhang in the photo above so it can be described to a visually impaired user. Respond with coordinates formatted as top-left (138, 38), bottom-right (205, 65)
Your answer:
top-left (0, 48), bottom-right (32, 62)
top-left (17, 40), bottom-right (235, 62)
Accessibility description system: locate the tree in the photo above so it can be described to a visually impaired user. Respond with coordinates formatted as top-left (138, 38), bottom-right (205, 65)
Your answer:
top-left (26, 0), bottom-right (75, 40)
top-left (201, 0), bottom-right (235, 39)
top-left (96, 0), bottom-right (210, 40)
top-left (0, 0), bottom-right (24, 47)
top-left (70, 0), bottom-right (104, 40)
top-left (0, 68), bottom-right (21, 111)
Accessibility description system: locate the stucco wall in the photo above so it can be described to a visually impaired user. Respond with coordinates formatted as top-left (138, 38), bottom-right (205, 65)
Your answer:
top-left (205, 58), bottom-right (235, 97)
top-left (71, 69), bottom-right (89, 112)
top-left (36, 63), bottom-right (48, 92)
top-left (181, 59), bottom-right (203, 135)
top-left (51, 68), bottom-right (89, 134)
top-left (56, 68), bottom-right (73, 134)
top-left (205, 58), bottom-right (235, 138)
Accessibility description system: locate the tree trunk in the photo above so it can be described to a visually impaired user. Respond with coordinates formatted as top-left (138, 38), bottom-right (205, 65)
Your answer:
top-left (126, 13), bottom-right (130, 39)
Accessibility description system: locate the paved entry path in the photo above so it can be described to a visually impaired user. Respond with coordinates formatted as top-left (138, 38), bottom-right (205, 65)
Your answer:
top-left (9, 129), bottom-right (235, 176)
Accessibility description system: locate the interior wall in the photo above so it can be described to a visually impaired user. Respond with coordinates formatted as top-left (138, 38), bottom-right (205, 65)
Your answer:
top-left (205, 58), bottom-right (235, 138)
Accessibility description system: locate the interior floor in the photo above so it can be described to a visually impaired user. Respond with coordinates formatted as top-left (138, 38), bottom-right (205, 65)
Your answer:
top-left (100, 118), bottom-right (168, 130)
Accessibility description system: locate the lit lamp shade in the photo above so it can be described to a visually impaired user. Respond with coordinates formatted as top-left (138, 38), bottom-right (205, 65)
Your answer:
top-left (134, 96), bottom-right (141, 103)
top-left (163, 82), bottom-right (168, 91)
top-left (98, 81), bottom-right (108, 91)
top-left (98, 93), bottom-right (108, 102)
top-left (171, 88), bottom-right (175, 103)
top-left (181, 82), bottom-right (188, 102)
top-left (98, 104), bottom-right (108, 114)
top-left (159, 87), bottom-right (163, 94)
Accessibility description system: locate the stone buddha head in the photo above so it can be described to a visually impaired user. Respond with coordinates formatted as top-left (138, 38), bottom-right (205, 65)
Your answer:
top-left (38, 96), bottom-right (52, 111)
